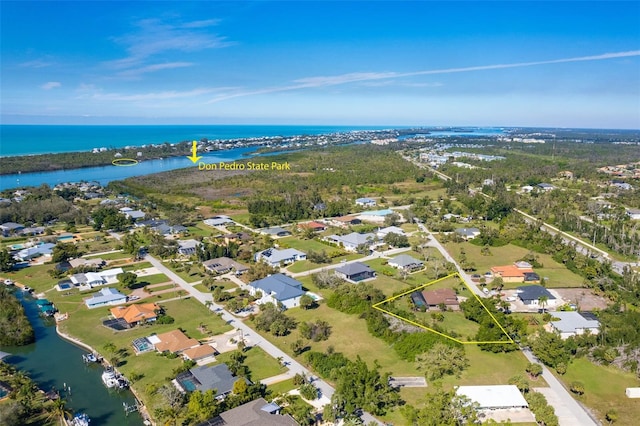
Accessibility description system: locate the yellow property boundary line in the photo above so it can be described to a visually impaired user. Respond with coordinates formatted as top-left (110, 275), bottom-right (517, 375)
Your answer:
top-left (372, 272), bottom-right (515, 345)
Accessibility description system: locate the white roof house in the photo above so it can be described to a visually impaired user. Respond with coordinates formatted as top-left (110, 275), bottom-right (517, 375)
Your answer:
top-left (248, 273), bottom-right (305, 309)
top-left (456, 385), bottom-right (528, 410)
top-left (325, 232), bottom-right (378, 252)
top-left (84, 288), bottom-right (127, 309)
top-left (388, 254), bottom-right (424, 271)
top-left (376, 226), bottom-right (405, 238)
top-left (550, 311), bottom-right (600, 339)
top-left (355, 197), bottom-right (376, 207)
top-left (254, 248), bottom-right (306, 267)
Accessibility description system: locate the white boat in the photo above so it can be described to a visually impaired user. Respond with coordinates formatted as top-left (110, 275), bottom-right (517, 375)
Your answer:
top-left (71, 413), bottom-right (90, 426)
top-left (101, 368), bottom-right (129, 389)
top-left (82, 353), bottom-right (98, 363)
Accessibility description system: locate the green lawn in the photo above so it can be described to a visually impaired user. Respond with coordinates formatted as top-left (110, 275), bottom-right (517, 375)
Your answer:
top-left (4, 263), bottom-right (57, 293)
top-left (86, 251), bottom-right (131, 261)
top-left (285, 253), bottom-right (364, 273)
top-left (278, 237), bottom-right (329, 251)
top-left (216, 346), bottom-right (287, 381)
top-left (137, 273), bottom-right (171, 286)
top-left (443, 241), bottom-right (585, 287)
top-left (57, 296), bottom-right (233, 418)
top-left (122, 261), bottom-right (153, 272)
top-left (267, 378), bottom-right (296, 395)
top-left (558, 357), bottom-right (640, 425)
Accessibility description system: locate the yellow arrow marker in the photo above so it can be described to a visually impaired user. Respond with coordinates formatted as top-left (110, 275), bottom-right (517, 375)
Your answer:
top-left (186, 140), bottom-right (202, 163)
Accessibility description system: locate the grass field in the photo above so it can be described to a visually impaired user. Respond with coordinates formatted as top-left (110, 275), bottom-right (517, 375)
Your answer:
top-left (267, 378), bottom-right (296, 395)
top-left (285, 253), bottom-right (364, 273)
top-left (443, 241), bottom-right (585, 288)
top-left (216, 346), bottom-right (287, 381)
top-left (278, 236), bottom-right (338, 253)
top-left (3, 263), bottom-right (57, 292)
top-left (137, 273), bottom-right (171, 286)
top-left (86, 251), bottom-right (131, 261)
top-left (558, 357), bottom-right (640, 425)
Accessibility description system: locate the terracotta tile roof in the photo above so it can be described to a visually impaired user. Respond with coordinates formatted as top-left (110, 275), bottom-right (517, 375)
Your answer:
top-left (182, 345), bottom-right (216, 360)
top-left (110, 303), bottom-right (159, 324)
top-left (422, 288), bottom-right (459, 306)
top-left (491, 265), bottom-right (533, 278)
top-left (155, 330), bottom-right (199, 353)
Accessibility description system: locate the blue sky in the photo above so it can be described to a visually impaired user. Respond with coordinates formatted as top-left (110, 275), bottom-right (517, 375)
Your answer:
top-left (1, 1), bottom-right (639, 128)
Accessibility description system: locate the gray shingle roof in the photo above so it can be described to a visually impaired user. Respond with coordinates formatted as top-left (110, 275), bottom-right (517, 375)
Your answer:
top-left (190, 364), bottom-right (246, 397)
top-left (389, 254), bottom-right (423, 268)
top-left (335, 262), bottom-right (374, 276)
top-left (250, 274), bottom-right (304, 302)
top-left (516, 285), bottom-right (556, 301)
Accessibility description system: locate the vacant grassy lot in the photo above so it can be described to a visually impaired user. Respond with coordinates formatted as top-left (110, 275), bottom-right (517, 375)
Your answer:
top-left (137, 273), bottom-right (171, 286)
top-left (267, 378), bottom-right (296, 395)
top-left (443, 241), bottom-right (585, 288)
top-left (4, 263), bottom-right (56, 292)
top-left (559, 357), bottom-right (640, 425)
top-left (278, 236), bottom-right (339, 253)
top-left (285, 253), bottom-right (364, 273)
top-left (86, 251), bottom-right (131, 261)
top-left (216, 346), bottom-right (286, 381)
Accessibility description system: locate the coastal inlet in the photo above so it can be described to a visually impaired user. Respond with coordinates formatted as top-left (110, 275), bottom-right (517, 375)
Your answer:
top-left (198, 161), bottom-right (291, 171)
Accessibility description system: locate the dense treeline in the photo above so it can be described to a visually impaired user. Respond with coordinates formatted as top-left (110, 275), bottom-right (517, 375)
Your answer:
top-left (0, 287), bottom-right (34, 346)
top-left (0, 142), bottom-right (191, 175)
top-left (304, 351), bottom-right (400, 418)
top-left (0, 184), bottom-right (86, 225)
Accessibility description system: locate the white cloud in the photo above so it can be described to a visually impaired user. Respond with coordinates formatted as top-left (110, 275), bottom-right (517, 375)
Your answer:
top-left (20, 59), bottom-right (54, 68)
top-left (40, 81), bottom-right (61, 90)
top-left (88, 87), bottom-right (232, 102)
top-left (207, 50), bottom-right (640, 103)
top-left (116, 62), bottom-right (194, 77)
top-left (107, 18), bottom-right (231, 70)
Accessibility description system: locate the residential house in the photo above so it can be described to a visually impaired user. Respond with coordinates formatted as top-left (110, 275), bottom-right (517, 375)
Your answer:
top-left (122, 209), bottom-right (146, 221)
top-left (549, 311), bottom-right (600, 339)
top-left (388, 254), bottom-right (424, 271)
top-left (182, 345), bottom-right (217, 364)
top-left (18, 226), bottom-right (45, 236)
top-left (69, 257), bottom-right (105, 269)
top-left (197, 397), bottom-right (299, 426)
top-left (261, 227), bottom-right (291, 237)
top-left (176, 364), bottom-right (249, 399)
top-left (109, 303), bottom-right (159, 326)
top-left (325, 232), bottom-right (378, 252)
top-left (203, 257), bottom-right (249, 275)
top-left (455, 227), bottom-right (481, 240)
top-left (178, 239), bottom-right (201, 256)
top-left (490, 263), bottom-right (534, 283)
top-left (355, 197), bottom-right (377, 207)
top-left (204, 215), bottom-right (234, 227)
top-left (255, 248), bottom-right (306, 267)
top-left (376, 226), bottom-right (405, 238)
top-left (153, 330), bottom-right (200, 354)
top-left (521, 185), bottom-right (535, 193)
top-left (0, 222), bottom-right (25, 237)
top-left (421, 288), bottom-right (459, 310)
top-left (516, 285), bottom-right (557, 307)
top-left (626, 208), bottom-right (640, 220)
top-left (334, 262), bottom-right (376, 282)
top-left (248, 274), bottom-right (305, 309)
top-left (456, 385), bottom-right (528, 410)
top-left (16, 243), bottom-right (56, 261)
top-left (358, 209), bottom-right (396, 223)
top-left (84, 288), bottom-right (127, 309)
top-left (329, 215), bottom-right (361, 228)
top-left (612, 182), bottom-right (633, 191)
top-left (537, 183), bottom-right (555, 191)
top-left (217, 232), bottom-right (252, 244)
top-left (299, 221), bottom-right (327, 232)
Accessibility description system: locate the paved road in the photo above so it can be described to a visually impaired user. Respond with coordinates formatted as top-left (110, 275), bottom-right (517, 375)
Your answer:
top-left (522, 349), bottom-right (598, 426)
top-left (416, 223), bottom-right (485, 298)
top-left (144, 253), bottom-right (384, 425)
top-left (287, 247), bottom-right (411, 278)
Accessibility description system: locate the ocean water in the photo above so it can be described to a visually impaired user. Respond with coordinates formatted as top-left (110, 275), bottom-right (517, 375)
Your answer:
top-left (0, 124), bottom-right (390, 156)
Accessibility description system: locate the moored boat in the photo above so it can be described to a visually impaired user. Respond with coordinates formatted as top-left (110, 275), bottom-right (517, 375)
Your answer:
top-left (71, 412), bottom-right (91, 426)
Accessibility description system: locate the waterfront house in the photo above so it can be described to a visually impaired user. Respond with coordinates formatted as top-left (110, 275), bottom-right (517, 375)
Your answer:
top-left (175, 363), bottom-right (249, 399)
top-left (388, 254), bottom-right (424, 271)
top-left (84, 288), bottom-right (127, 309)
top-left (109, 303), bottom-right (159, 326)
top-left (248, 273), bottom-right (305, 309)
top-left (254, 248), bottom-right (306, 267)
top-left (0, 222), bottom-right (25, 237)
top-left (153, 330), bottom-right (200, 354)
top-left (334, 262), bottom-right (376, 282)
top-left (199, 397), bottom-right (298, 425)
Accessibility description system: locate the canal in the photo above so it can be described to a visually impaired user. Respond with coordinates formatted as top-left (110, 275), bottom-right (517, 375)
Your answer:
top-left (0, 290), bottom-right (144, 426)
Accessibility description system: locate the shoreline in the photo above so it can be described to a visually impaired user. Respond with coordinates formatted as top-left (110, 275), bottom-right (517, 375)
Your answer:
top-left (55, 325), bottom-right (154, 425)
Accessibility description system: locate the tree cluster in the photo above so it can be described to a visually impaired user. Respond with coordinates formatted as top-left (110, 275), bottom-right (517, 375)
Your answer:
top-left (252, 302), bottom-right (297, 336)
top-left (0, 287), bottom-right (35, 346)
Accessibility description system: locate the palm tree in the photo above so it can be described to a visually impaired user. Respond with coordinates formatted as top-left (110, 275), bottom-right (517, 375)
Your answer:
top-left (46, 398), bottom-right (72, 426)
top-left (538, 295), bottom-right (549, 313)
